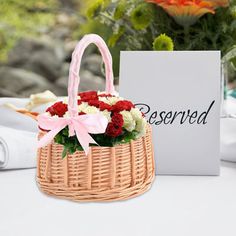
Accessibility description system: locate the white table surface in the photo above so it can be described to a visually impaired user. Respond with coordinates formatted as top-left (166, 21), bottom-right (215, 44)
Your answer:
top-left (0, 161), bottom-right (236, 236)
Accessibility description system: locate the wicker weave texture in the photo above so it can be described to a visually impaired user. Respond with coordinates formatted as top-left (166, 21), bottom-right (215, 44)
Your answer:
top-left (37, 125), bottom-right (155, 202)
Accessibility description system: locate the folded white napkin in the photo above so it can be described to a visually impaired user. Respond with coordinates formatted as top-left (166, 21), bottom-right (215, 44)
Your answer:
top-left (0, 126), bottom-right (37, 169)
top-left (0, 105), bottom-right (38, 133)
top-left (0, 96), bottom-right (64, 170)
top-left (0, 97), bottom-right (29, 109)
top-left (0, 97), bottom-right (50, 170)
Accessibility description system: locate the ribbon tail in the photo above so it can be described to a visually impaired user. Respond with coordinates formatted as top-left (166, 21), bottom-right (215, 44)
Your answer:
top-left (38, 124), bottom-right (67, 148)
top-left (74, 124), bottom-right (97, 155)
top-left (68, 122), bottom-right (75, 137)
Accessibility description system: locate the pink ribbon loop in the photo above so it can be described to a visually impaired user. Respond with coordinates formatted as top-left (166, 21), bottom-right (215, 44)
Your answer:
top-left (38, 113), bottom-right (108, 155)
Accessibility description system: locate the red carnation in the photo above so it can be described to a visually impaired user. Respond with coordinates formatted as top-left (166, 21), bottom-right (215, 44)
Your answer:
top-left (88, 100), bottom-right (112, 111)
top-left (99, 101), bottom-right (112, 111)
top-left (79, 91), bottom-right (98, 102)
top-left (98, 93), bottom-right (113, 97)
top-left (105, 122), bottom-right (123, 137)
top-left (79, 111), bottom-right (86, 115)
top-left (46, 101), bottom-right (68, 117)
top-left (112, 100), bottom-right (135, 112)
top-left (78, 99), bottom-right (82, 105)
top-left (111, 113), bottom-right (124, 127)
top-left (88, 99), bottom-right (100, 108)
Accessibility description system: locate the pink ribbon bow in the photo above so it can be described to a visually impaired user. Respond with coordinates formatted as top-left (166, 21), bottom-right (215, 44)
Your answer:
top-left (38, 113), bottom-right (108, 155)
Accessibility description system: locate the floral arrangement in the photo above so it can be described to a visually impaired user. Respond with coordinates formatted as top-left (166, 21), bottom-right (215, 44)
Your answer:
top-left (41, 91), bottom-right (147, 157)
top-left (147, 0), bottom-right (229, 27)
top-left (85, 0), bottom-right (232, 51)
top-left (84, 0), bottom-right (236, 80)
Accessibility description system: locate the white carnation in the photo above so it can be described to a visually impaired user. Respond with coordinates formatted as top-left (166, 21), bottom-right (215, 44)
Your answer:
top-left (131, 108), bottom-right (147, 138)
top-left (78, 102), bottom-right (98, 114)
top-left (135, 118), bottom-right (147, 139)
top-left (63, 97), bottom-right (68, 104)
top-left (78, 102), bottom-right (88, 112)
top-left (108, 96), bottom-right (124, 105)
top-left (63, 111), bottom-right (70, 118)
top-left (83, 105), bottom-right (99, 114)
top-left (45, 112), bottom-right (52, 117)
top-left (98, 91), bottom-right (106, 95)
top-left (131, 108), bottom-right (143, 121)
top-left (98, 97), bottom-right (108, 103)
top-left (120, 111), bottom-right (136, 132)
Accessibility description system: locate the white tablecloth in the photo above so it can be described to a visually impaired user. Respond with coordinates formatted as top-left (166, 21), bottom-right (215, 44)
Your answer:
top-left (0, 161), bottom-right (236, 236)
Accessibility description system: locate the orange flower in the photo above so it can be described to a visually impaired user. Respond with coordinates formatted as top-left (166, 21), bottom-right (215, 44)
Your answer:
top-left (146, 0), bottom-right (229, 27)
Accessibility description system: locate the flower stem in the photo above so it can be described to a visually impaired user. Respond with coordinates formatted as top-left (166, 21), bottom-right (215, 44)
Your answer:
top-left (184, 25), bottom-right (190, 48)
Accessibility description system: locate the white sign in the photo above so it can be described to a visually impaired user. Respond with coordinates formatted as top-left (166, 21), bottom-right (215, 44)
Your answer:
top-left (119, 51), bottom-right (221, 175)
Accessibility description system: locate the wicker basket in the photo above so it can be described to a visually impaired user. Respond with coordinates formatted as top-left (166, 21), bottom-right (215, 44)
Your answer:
top-left (36, 34), bottom-right (155, 202)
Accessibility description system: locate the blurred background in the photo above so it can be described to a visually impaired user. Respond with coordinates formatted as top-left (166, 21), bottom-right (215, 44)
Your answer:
top-left (0, 0), bottom-right (113, 97)
top-left (0, 0), bottom-right (236, 98)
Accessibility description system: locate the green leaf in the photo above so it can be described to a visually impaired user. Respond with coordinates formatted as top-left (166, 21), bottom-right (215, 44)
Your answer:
top-left (62, 147), bottom-right (68, 159)
top-left (62, 128), bottom-right (69, 136)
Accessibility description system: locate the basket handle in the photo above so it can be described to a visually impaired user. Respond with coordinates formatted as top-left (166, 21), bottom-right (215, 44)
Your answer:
top-left (68, 34), bottom-right (116, 117)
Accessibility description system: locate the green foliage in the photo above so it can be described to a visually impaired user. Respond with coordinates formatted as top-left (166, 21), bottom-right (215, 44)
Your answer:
top-left (55, 126), bottom-right (137, 158)
top-left (114, 0), bottom-right (126, 20)
top-left (79, 0), bottom-right (236, 80)
top-left (130, 3), bottom-right (154, 30)
top-left (0, 0), bottom-right (58, 61)
top-left (108, 27), bottom-right (125, 47)
top-left (86, 0), bottom-right (105, 19)
top-left (84, 0), bottom-right (236, 54)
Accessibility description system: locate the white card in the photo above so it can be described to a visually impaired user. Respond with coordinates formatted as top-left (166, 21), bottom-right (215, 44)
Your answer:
top-left (119, 51), bottom-right (221, 175)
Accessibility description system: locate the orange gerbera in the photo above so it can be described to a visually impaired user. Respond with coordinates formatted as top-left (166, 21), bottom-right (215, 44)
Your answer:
top-left (146, 0), bottom-right (229, 27)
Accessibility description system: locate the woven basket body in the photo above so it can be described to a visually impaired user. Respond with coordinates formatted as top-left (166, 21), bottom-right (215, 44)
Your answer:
top-left (37, 125), bottom-right (154, 202)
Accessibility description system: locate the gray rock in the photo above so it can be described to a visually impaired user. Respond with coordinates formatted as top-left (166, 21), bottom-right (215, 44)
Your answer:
top-left (57, 0), bottom-right (77, 10)
top-left (48, 84), bottom-right (67, 96)
top-left (82, 54), bottom-right (104, 77)
top-left (64, 40), bottom-right (77, 62)
top-left (79, 70), bottom-right (105, 92)
top-left (56, 70), bottom-right (106, 93)
top-left (19, 87), bottom-right (49, 97)
top-left (0, 67), bottom-right (50, 96)
top-left (60, 63), bottom-right (70, 77)
top-left (8, 38), bottom-right (64, 82)
top-left (50, 26), bottom-right (71, 41)
top-left (0, 88), bottom-right (18, 97)
top-left (56, 76), bottom-right (68, 89)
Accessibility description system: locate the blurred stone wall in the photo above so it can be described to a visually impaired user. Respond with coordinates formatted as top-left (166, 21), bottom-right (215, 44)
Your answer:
top-left (0, 8), bottom-right (117, 98)
top-left (0, 37), bottom-right (106, 97)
